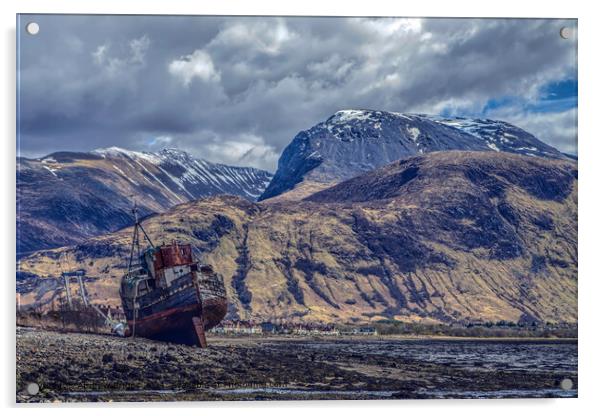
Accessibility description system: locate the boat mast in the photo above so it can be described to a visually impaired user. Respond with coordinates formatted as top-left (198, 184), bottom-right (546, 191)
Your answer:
top-left (127, 200), bottom-right (155, 273)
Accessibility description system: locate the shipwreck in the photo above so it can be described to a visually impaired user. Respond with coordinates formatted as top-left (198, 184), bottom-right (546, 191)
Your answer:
top-left (119, 204), bottom-right (227, 347)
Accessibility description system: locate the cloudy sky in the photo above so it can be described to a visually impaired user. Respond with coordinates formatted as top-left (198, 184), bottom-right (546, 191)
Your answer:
top-left (17, 15), bottom-right (577, 171)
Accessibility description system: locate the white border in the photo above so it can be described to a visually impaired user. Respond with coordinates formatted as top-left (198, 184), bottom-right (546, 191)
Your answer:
top-left (2, 1), bottom-right (601, 415)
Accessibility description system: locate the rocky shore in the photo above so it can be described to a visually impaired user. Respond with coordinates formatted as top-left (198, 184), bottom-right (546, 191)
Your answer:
top-left (16, 327), bottom-right (577, 402)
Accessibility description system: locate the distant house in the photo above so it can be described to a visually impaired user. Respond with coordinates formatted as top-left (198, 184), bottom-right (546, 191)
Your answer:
top-left (210, 320), bottom-right (379, 337)
top-left (292, 327), bottom-right (340, 336)
top-left (357, 327), bottom-right (378, 336)
top-left (209, 320), bottom-right (263, 335)
top-left (340, 326), bottom-right (378, 336)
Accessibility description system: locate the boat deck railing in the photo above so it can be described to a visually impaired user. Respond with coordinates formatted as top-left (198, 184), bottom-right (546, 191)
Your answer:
top-left (198, 274), bottom-right (227, 299)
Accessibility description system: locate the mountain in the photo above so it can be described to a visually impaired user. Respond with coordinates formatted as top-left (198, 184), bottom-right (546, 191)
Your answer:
top-left (259, 109), bottom-right (567, 201)
top-left (17, 147), bottom-right (272, 255)
top-left (17, 152), bottom-right (577, 325)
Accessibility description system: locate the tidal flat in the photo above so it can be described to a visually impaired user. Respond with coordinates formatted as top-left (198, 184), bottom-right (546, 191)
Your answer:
top-left (16, 327), bottom-right (577, 402)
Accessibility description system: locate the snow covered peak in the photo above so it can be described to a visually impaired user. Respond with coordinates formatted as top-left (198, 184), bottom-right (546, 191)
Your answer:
top-left (419, 115), bottom-right (563, 158)
top-left (92, 146), bottom-right (157, 162)
top-left (158, 148), bottom-right (192, 159)
top-left (330, 109), bottom-right (375, 123)
top-left (93, 147), bottom-right (197, 165)
top-left (38, 146), bottom-right (273, 203)
top-left (89, 146), bottom-right (273, 201)
top-left (259, 108), bottom-right (567, 200)
top-left (316, 109), bottom-right (565, 159)
top-left (92, 146), bottom-right (126, 156)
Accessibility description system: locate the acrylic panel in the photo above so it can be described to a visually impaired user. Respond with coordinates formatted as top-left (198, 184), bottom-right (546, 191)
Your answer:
top-left (16, 14), bottom-right (578, 402)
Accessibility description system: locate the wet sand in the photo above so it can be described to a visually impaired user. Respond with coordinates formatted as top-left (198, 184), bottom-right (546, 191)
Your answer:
top-left (16, 327), bottom-right (577, 402)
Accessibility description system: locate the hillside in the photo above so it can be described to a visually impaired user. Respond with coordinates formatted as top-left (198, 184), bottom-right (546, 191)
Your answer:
top-left (17, 151), bottom-right (577, 325)
top-left (17, 147), bottom-right (272, 255)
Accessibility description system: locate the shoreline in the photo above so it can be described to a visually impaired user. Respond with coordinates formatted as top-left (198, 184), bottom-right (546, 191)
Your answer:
top-left (16, 325), bottom-right (577, 343)
top-left (207, 334), bottom-right (578, 343)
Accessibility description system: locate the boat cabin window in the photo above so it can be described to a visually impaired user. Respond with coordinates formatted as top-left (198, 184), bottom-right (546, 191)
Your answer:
top-left (161, 264), bottom-right (191, 286)
top-left (136, 278), bottom-right (156, 296)
top-left (200, 265), bottom-right (214, 274)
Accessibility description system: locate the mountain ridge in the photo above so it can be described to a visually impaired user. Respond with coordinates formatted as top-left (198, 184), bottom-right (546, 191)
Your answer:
top-left (17, 147), bottom-right (273, 255)
top-left (259, 109), bottom-right (567, 201)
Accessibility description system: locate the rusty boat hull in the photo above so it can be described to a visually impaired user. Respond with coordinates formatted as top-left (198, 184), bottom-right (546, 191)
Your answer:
top-left (125, 290), bottom-right (227, 346)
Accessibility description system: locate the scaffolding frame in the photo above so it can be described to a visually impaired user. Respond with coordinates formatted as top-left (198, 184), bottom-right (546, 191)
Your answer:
top-left (61, 270), bottom-right (88, 309)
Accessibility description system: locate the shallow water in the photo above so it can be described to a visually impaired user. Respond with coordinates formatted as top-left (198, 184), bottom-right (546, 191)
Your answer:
top-left (213, 387), bottom-right (397, 398)
top-left (296, 339), bottom-right (578, 374)
top-left (417, 388), bottom-right (577, 399)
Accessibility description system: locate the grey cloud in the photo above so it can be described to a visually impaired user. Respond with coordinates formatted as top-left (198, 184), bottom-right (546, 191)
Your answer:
top-left (18, 15), bottom-right (577, 170)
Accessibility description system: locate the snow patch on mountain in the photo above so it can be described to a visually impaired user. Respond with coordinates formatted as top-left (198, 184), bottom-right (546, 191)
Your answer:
top-left (421, 114), bottom-right (564, 158)
top-left (407, 126), bottom-right (420, 142)
top-left (93, 146), bottom-right (273, 203)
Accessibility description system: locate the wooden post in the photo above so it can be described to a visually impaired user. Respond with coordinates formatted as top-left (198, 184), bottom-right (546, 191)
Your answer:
top-left (63, 274), bottom-right (73, 309)
top-left (190, 269), bottom-right (208, 348)
top-left (78, 276), bottom-right (89, 306)
top-left (192, 316), bottom-right (208, 348)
